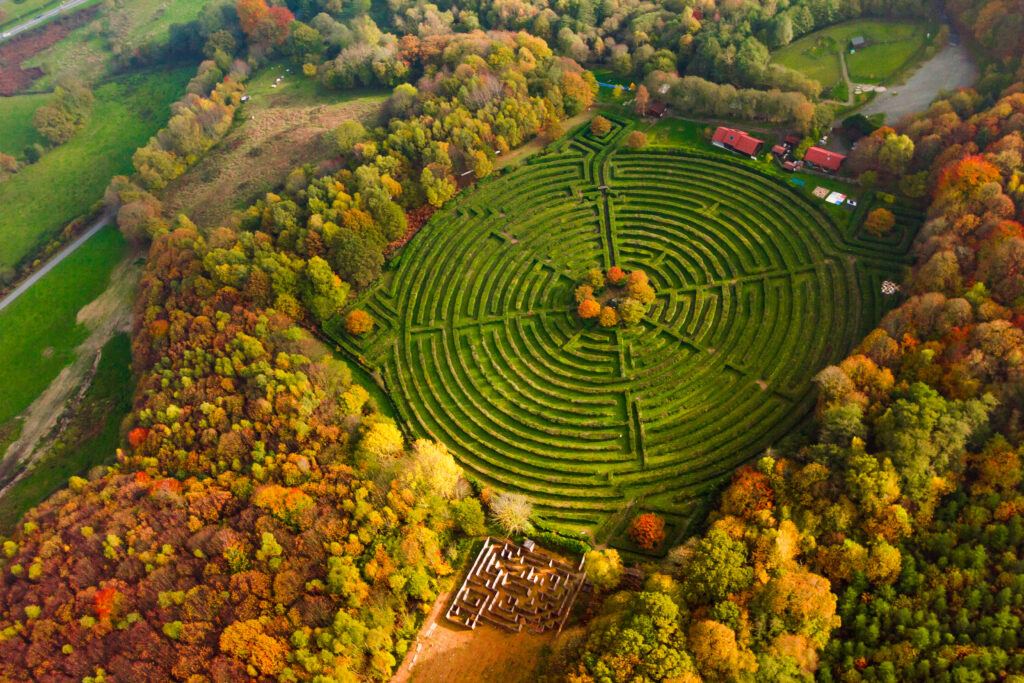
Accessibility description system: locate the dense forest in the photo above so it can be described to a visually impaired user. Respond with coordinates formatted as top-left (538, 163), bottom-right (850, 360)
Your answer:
top-left (2, 0), bottom-right (1024, 679)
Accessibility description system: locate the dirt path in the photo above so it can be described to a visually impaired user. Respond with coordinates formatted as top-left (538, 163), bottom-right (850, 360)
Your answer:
top-left (390, 589), bottom-right (580, 683)
top-left (0, 254), bottom-right (139, 496)
top-left (858, 42), bottom-right (978, 123)
top-left (496, 110), bottom-right (591, 170)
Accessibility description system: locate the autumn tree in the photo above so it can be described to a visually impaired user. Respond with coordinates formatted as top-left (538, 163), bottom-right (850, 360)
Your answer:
top-left (400, 439), bottom-right (462, 498)
top-left (345, 309), bottom-right (374, 335)
top-left (598, 306), bottom-right (619, 327)
top-left (584, 548), bottom-right (624, 590)
top-left (629, 513), bottom-right (666, 550)
top-left (618, 298), bottom-right (646, 326)
top-left (590, 115), bottom-right (612, 137)
top-left (578, 298), bottom-right (601, 319)
top-left (237, 0), bottom-right (294, 52)
top-left (864, 207), bottom-right (896, 236)
top-left (626, 131), bottom-right (648, 148)
top-left (635, 84), bottom-right (650, 116)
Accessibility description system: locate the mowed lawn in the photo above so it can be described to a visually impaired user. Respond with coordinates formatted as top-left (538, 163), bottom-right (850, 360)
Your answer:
top-left (0, 225), bottom-right (127, 426)
top-left (0, 66), bottom-right (190, 272)
top-left (0, 93), bottom-right (47, 159)
top-left (845, 22), bottom-right (931, 83)
top-left (773, 19), bottom-right (930, 87)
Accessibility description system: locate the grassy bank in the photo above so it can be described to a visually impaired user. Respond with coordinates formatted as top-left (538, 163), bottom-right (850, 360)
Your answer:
top-left (0, 333), bottom-right (132, 534)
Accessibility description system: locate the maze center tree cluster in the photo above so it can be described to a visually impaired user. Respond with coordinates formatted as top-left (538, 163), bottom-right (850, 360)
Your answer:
top-left (334, 119), bottom-right (914, 550)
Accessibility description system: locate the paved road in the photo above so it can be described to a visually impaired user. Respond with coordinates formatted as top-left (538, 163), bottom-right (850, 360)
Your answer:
top-left (0, 0), bottom-right (91, 43)
top-left (0, 211), bottom-right (112, 314)
top-left (859, 43), bottom-right (979, 124)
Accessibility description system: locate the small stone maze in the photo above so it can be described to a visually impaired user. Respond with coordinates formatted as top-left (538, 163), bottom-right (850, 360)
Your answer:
top-left (332, 116), bottom-right (920, 550)
top-left (446, 538), bottom-right (586, 634)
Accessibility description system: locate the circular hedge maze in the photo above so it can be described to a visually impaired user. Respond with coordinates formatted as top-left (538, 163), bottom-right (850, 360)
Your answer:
top-left (335, 118), bottom-right (917, 549)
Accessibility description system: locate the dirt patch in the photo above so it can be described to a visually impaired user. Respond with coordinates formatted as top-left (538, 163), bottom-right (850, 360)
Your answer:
top-left (162, 97), bottom-right (386, 227)
top-left (40, 347), bottom-right (53, 358)
top-left (0, 255), bottom-right (139, 492)
top-left (392, 590), bottom-right (582, 683)
top-left (0, 8), bottom-right (97, 95)
top-left (755, 379), bottom-right (768, 390)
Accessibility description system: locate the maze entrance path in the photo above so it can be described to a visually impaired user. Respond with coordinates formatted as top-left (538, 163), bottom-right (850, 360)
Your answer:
top-left (335, 119), bottom-right (916, 549)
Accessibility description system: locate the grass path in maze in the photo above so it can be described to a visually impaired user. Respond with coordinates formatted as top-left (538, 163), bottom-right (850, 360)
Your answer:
top-left (328, 118), bottom-right (918, 549)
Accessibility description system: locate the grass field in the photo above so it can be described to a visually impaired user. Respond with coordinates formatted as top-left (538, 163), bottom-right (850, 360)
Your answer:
top-left (0, 66), bottom-right (189, 272)
top-left (0, 332), bottom-right (132, 534)
top-left (0, 92), bottom-right (46, 158)
top-left (328, 116), bottom-right (919, 551)
top-left (773, 36), bottom-right (844, 88)
top-left (0, 225), bottom-right (127, 426)
top-left (773, 19), bottom-right (931, 87)
top-left (21, 0), bottom-right (221, 85)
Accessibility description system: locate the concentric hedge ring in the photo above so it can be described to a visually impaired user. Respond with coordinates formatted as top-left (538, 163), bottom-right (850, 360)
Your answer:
top-left (339, 121), bottom-right (911, 541)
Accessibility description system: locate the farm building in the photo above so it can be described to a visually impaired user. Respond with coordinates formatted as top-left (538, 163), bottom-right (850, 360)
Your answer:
top-left (711, 126), bottom-right (764, 159)
top-left (851, 36), bottom-right (866, 49)
top-left (803, 147), bottom-right (847, 173)
top-left (771, 144), bottom-right (787, 156)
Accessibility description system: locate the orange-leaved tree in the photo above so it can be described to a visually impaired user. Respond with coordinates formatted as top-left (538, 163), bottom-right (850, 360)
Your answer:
top-left (628, 512), bottom-right (665, 550)
top-left (346, 309), bottom-right (374, 335)
top-left (578, 298), bottom-right (601, 319)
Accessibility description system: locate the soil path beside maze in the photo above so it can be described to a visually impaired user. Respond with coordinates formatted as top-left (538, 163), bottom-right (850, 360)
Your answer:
top-left (391, 589), bottom-right (579, 683)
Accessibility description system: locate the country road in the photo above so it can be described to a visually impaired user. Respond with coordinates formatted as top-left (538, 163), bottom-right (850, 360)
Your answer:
top-left (0, 0), bottom-right (92, 43)
top-left (0, 210), bottom-right (113, 314)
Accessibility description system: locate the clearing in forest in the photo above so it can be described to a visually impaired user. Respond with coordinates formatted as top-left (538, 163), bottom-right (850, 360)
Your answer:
top-left (773, 19), bottom-right (932, 90)
top-left (331, 117), bottom-right (918, 552)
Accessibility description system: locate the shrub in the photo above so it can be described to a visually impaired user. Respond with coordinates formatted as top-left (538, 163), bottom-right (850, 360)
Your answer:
top-left (532, 531), bottom-right (591, 556)
top-left (345, 310), bottom-right (374, 336)
top-left (590, 116), bottom-right (612, 137)
top-left (626, 131), bottom-right (647, 148)
top-left (598, 306), bottom-right (619, 327)
top-left (629, 513), bottom-right (666, 550)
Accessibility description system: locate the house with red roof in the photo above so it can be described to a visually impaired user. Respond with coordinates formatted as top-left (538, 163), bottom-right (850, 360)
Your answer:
top-left (803, 146), bottom-right (846, 174)
top-left (711, 127), bottom-right (764, 159)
